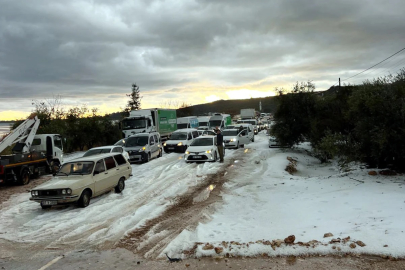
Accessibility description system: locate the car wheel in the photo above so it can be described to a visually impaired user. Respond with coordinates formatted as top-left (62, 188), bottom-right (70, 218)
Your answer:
top-left (19, 169), bottom-right (30, 185)
top-left (115, 178), bottom-right (125, 193)
top-left (236, 142), bottom-right (239, 149)
top-left (78, 190), bottom-right (91, 208)
top-left (214, 152), bottom-right (218, 162)
top-left (158, 149), bottom-right (163, 158)
top-left (252, 137), bottom-right (255, 142)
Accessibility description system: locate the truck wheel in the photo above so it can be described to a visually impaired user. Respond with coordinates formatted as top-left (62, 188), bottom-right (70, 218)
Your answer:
top-left (78, 190), bottom-right (91, 208)
top-left (20, 169), bottom-right (30, 185)
top-left (115, 178), bottom-right (125, 193)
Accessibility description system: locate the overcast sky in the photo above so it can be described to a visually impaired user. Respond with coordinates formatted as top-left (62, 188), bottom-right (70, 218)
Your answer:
top-left (1, 0), bottom-right (405, 120)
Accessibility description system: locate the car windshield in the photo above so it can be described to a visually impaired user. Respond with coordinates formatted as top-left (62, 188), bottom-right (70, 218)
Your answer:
top-left (122, 119), bottom-right (147, 130)
top-left (57, 161), bottom-right (94, 176)
top-left (83, 148), bottom-right (111, 157)
top-left (191, 138), bottom-right (213, 146)
top-left (222, 130), bottom-right (238, 136)
top-left (126, 136), bottom-right (148, 147)
top-left (170, 133), bottom-right (187, 140)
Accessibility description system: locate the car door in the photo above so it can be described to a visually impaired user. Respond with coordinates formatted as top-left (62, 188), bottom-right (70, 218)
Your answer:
top-left (93, 159), bottom-right (111, 196)
top-left (104, 156), bottom-right (119, 189)
top-left (149, 135), bottom-right (158, 158)
top-left (239, 130), bottom-right (249, 145)
top-left (113, 154), bottom-right (129, 179)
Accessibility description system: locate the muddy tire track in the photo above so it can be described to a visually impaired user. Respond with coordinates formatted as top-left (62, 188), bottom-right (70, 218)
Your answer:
top-left (117, 158), bottom-right (242, 258)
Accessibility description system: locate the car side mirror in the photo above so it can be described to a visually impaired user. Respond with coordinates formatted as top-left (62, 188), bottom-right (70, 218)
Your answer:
top-left (93, 171), bottom-right (100, 175)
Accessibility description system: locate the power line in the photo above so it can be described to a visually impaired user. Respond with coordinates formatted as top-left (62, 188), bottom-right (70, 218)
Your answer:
top-left (341, 47), bottom-right (405, 82)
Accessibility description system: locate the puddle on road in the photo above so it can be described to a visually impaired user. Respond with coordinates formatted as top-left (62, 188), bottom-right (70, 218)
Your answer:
top-left (193, 184), bottom-right (216, 204)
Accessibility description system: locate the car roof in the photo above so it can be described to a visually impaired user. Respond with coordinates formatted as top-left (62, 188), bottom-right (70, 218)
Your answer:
top-left (173, 128), bottom-right (198, 132)
top-left (68, 153), bottom-right (121, 162)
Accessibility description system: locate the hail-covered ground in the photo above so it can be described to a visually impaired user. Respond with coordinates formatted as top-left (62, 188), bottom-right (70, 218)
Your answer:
top-left (1, 131), bottom-right (404, 260)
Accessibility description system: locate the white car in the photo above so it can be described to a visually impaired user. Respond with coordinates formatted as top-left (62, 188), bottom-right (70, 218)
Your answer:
top-left (163, 128), bottom-right (199, 153)
top-left (184, 135), bottom-right (224, 163)
top-left (83, 145), bottom-right (130, 161)
top-left (222, 129), bottom-right (250, 149)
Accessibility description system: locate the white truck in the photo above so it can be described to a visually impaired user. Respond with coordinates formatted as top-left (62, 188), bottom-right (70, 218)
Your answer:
top-left (240, 108), bottom-right (256, 119)
top-left (197, 116), bottom-right (210, 130)
top-left (177, 116), bottom-right (199, 129)
top-left (121, 108), bottom-right (177, 140)
top-left (0, 114), bottom-right (64, 185)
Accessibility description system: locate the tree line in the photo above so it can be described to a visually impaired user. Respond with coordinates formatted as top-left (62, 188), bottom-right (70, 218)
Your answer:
top-left (270, 69), bottom-right (405, 171)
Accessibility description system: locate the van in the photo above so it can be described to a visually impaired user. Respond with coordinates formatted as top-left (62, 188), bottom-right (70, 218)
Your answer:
top-left (208, 114), bottom-right (232, 130)
top-left (237, 119), bottom-right (258, 135)
top-left (234, 123), bottom-right (255, 142)
top-left (123, 132), bottom-right (163, 163)
top-left (177, 116), bottom-right (199, 129)
top-left (163, 128), bottom-right (199, 153)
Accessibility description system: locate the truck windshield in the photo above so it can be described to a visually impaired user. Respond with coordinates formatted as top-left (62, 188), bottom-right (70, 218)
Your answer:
top-left (126, 136), bottom-right (148, 147)
top-left (122, 119), bottom-right (147, 130)
top-left (191, 138), bottom-right (213, 146)
top-left (170, 133), bottom-right (187, 140)
top-left (57, 161), bottom-right (94, 176)
top-left (209, 120), bottom-right (222, 129)
top-left (177, 123), bottom-right (188, 129)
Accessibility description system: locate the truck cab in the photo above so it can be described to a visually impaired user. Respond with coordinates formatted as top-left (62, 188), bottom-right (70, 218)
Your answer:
top-left (177, 116), bottom-right (199, 129)
top-left (208, 114), bottom-right (232, 131)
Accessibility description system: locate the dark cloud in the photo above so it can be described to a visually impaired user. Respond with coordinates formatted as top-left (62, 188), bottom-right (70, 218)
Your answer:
top-left (1, 0), bottom-right (405, 117)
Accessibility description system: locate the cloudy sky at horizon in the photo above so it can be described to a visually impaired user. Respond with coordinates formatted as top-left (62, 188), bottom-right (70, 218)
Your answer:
top-left (1, 0), bottom-right (405, 120)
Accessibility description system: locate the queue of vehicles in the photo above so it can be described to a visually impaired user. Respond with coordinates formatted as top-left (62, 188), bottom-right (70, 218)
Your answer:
top-left (1, 108), bottom-right (278, 209)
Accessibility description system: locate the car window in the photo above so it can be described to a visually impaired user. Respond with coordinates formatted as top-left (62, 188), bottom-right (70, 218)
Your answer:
top-left (153, 135), bottom-right (159, 143)
top-left (191, 138), bottom-right (214, 146)
top-left (58, 161), bottom-right (94, 176)
top-left (114, 154), bottom-right (126, 165)
top-left (112, 147), bottom-right (123, 153)
top-left (187, 133), bottom-right (192, 140)
top-left (149, 136), bottom-right (155, 145)
top-left (104, 157), bottom-right (116, 170)
top-left (126, 136), bottom-right (148, 147)
top-left (192, 131), bottom-right (198, 138)
top-left (94, 160), bottom-right (106, 173)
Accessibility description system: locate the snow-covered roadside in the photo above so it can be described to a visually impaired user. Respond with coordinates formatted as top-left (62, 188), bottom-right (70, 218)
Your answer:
top-left (165, 132), bottom-right (405, 258)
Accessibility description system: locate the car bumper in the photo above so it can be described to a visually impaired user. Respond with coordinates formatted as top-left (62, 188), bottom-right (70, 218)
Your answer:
top-left (224, 141), bottom-right (238, 148)
top-left (184, 153), bottom-right (216, 162)
top-left (128, 152), bottom-right (148, 163)
top-left (30, 195), bottom-right (80, 205)
top-left (164, 145), bottom-right (187, 153)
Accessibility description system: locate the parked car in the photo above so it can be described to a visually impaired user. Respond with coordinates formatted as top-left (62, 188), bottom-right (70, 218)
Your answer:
top-left (269, 136), bottom-right (290, 148)
top-left (29, 153), bottom-right (132, 209)
top-left (201, 130), bottom-right (216, 136)
top-left (123, 132), bottom-right (163, 163)
top-left (83, 145), bottom-right (130, 160)
top-left (184, 136), bottom-right (225, 163)
top-left (222, 129), bottom-right (250, 149)
top-left (163, 128), bottom-right (199, 153)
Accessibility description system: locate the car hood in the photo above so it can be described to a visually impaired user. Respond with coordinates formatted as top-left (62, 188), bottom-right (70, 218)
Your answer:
top-left (34, 177), bottom-right (86, 190)
top-left (223, 135), bottom-right (238, 140)
top-left (187, 145), bottom-right (214, 153)
top-left (124, 146), bottom-right (144, 152)
top-left (165, 140), bottom-right (185, 144)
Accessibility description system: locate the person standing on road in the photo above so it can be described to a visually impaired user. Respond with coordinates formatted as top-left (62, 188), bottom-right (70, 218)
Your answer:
top-left (215, 128), bottom-right (224, 163)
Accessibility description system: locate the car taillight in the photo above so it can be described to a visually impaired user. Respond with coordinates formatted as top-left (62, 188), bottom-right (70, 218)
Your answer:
top-left (0, 165), bottom-right (4, 175)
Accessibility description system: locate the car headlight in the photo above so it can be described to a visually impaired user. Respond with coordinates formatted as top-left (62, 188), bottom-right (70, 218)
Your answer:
top-left (206, 150), bottom-right (212, 154)
top-left (62, 189), bottom-right (66, 195)
top-left (177, 142), bottom-right (183, 146)
top-left (185, 151), bottom-right (190, 155)
top-left (31, 190), bottom-right (38, 196)
top-left (139, 147), bottom-right (146, 152)
top-left (230, 138), bottom-right (236, 142)
top-left (163, 142), bottom-right (166, 146)
top-left (67, 188), bottom-right (72, 195)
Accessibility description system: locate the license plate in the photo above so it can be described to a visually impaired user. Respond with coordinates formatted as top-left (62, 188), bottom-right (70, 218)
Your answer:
top-left (41, 200), bottom-right (57, 206)
top-left (193, 155), bottom-right (202, 158)
top-left (130, 155), bottom-right (136, 159)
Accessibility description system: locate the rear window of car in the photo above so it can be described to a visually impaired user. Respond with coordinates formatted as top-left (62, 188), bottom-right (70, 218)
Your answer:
top-left (104, 157), bottom-right (116, 170)
top-left (114, 154), bottom-right (127, 165)
top-left (83, 148), bottom-right (111, 157)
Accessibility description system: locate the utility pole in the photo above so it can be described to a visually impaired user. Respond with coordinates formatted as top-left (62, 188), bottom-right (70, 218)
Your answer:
top-left (338, 78), bottom-right (341, 92)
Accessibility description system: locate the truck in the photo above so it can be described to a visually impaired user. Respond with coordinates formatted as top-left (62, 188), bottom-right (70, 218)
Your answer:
top-left (177, 116), bottom-right (199, 129)
top-left (197, 116), bottom-right (210, 130)
top-left (240, 108), bottom-right (256, 119)
top-left (0, 114), bottom-right (64, 185)
top-left (208, 113), bottom-right (232, 131)
top-left (121, 108), bottom-right (177, 140)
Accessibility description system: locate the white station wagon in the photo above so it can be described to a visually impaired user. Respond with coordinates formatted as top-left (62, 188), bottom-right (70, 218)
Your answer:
top-left (30, 153), bottom-right (132, 209)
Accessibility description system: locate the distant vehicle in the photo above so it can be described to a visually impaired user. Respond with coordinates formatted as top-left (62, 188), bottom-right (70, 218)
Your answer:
top-left (184, 136), bottom-right (225, 163)
top-left (120, 108), bottom-right (177, 140)
top-left (236, 123), bottom-right (255, 142)
top-left (240, 108), bottom-right (256, 119)
top-left (29, 153), bottom-right (132, 209)
top-left (197, 116), bottom-right (210, 130)
top-left (237, 119), bottom-right (258, 135)
top-left (208, 113), bottom-right (232, 130)
top-left (201, 130), bottom-right (216, 136)
top-left (177, 116), bottom-right (199, 129)
top-left (163, 128), bottom-right (199, 153)
top-left (269, 136), bottom-right (290, 148)
top-left (83, 145), bottom-right (130, 161)
top-left (123, 132), bottom-right (163, 163)
top-left (222, 129), bottom-right (250, 149)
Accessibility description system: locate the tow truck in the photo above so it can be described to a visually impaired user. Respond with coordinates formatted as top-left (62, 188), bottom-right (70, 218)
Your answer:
top-left (0, 113), bottom-right (64, 185)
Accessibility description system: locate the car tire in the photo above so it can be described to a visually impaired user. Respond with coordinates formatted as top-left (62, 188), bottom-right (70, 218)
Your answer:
top-left (19, 169), bottom-right (30, 185)
top-left (158, 149), bottom-right (163, 158)
top-left (236, 142), bottom-right (239, 149)
top-left (78, 190), bottom-right (91, 208)
top-left (115, 178), bottom-right (125, 193)
top-left (144, 153), bottom-right (150, 163)
top-left (252, 137), bottom-right (255, 142)
top-left (214, 152), bottom-right (218, 162)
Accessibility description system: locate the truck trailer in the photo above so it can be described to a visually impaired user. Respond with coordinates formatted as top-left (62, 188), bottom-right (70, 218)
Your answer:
top-left (121, 108), bottom-right (177, 140)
